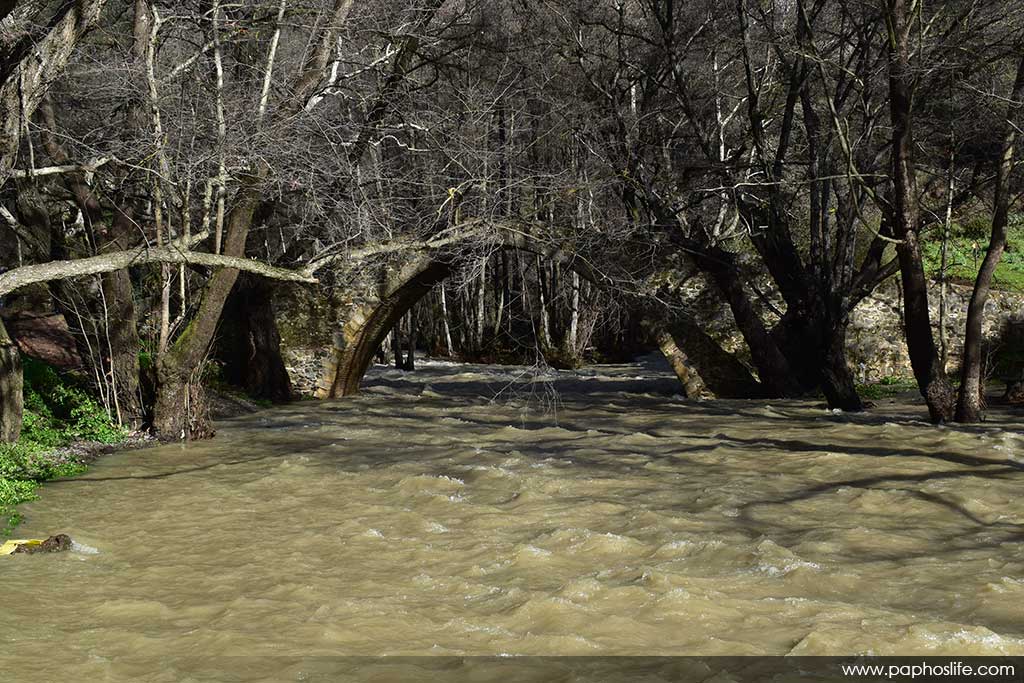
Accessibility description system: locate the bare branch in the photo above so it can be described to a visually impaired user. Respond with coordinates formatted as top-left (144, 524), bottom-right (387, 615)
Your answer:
top-left (8, 157), bottom-right (111, 178)
top-left (0, 245), bottom-right (316, 298)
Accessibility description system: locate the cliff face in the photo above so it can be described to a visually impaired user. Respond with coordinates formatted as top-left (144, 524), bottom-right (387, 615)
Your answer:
top-left (672, 272), bottom-right (1024, 386)
top-left (847, 281), bottom-right (1024, 383)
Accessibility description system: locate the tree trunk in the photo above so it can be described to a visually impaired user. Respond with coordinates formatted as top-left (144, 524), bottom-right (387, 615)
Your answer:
top-left (774, 309), bottom-right (863, 411)
top-left (493, 253), bottom-right (506, 338)
top-left (884, 0), bottom-right (954, 423)
top-left (151, 187), bottom-right (261, 438)
top-left (391, 323), bottom-right (403, 368)
top-left (704, 262), bottom-right (802, 397)
top-left (895, 226), bottom-right (955, 421)
top-left (152, 368), bottom-right (214, 441)
top-left (772, 310), bottom-right (828, 393)
top-left (501, 251), bottom-right (512, 335)
top-left (656, 330), bottom-right (708, 399)
top-left (518, 251), bottom-right (531, 316)
top-left (97, 202), bottom-right (145, 429)
top-left (818, 320), bottom-right (863, 411)
top-left (216, 273), bottom-right (293, 402)
top-left (657, 314), bottom-right (765, 398)
top-left (536, 256), bottom-right (552, 350)
top-left (474, 256), bottom-right (487, 352)
top-left (956, 54), bottom-right (1024, 422)
top-left (403, 307), bottom-right (417, 371)
top-left (563, 270), bottom-right (580, 360)
top-left (439, 284), bottom-right (454, 356)
top-left (938, 150), bottom-right (955, 371)
top-left (99, 267), bottom-right (144, 427)
top-left (0, 318), bottom-right (23, 442)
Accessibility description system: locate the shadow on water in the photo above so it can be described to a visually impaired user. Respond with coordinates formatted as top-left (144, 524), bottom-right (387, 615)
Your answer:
top-left (51, 360), bottom-right (1024, 566)
top-left (45, 433), bottom-right (336, 483)
top-left (359, 364), bottom-right (1024, 436)
top-left (353, 362), bottom-right (1024, 562)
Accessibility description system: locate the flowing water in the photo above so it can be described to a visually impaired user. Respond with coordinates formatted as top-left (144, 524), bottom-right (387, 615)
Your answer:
top-left (3, 358), bottom-right (1024, 680)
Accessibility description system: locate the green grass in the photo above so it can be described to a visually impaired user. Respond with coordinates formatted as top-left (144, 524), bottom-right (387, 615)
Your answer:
top-left (922, 215), bottom-right (1024, 293)
top-left (1, 358), bottom-right (126, 537)
top-left (856, 376), bottom-right (919, 401)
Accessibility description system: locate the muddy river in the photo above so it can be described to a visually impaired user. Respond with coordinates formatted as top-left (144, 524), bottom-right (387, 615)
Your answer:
top-left (3, 358), bottom-right (1024, 680)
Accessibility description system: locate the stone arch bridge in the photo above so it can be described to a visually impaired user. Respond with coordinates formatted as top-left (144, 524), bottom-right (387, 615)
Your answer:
top-left (310, 230), bottom-right (762, 400)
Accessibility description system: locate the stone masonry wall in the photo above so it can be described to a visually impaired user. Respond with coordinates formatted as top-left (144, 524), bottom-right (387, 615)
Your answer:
top-left (274, 274), bottom-right (1024, 395)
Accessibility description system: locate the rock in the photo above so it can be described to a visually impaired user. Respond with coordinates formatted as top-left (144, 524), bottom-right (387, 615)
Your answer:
top-left (11, 534), bottom-right (72, 554)
top-left (0, 312), bottom-right (84, 371)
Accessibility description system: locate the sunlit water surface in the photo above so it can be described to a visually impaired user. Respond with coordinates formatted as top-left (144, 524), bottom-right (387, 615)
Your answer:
top-left (3, 357), bottom-right (1024, 680)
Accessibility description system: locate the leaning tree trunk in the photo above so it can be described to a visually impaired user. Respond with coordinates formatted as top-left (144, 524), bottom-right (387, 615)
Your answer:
top-left (152, 190), bottom-right (261, 439)
top-left (656, 330), bottom-right (708, 399)
top-left (0, 318), bottom-right (23, 442)
top-left (651, 314), bottom-right (765, 399)
top-left (884, 0), bottom-right (954, 422)
top-left (956, 54), bottom-right (1024, 423)
top-left (646, 194), bottom-right (800, 397)
top-left (705, 262), bottom-right (802, 397)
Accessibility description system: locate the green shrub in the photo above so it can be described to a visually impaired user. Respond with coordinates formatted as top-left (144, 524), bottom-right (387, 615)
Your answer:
top-left (0, 443), bottom-right (87, 482)
top-left (958, 215), bottom-right (991, 240)
top-left (19, 358), bottom-right (125, 447)
top-left (0, 476), bottom-right (38, 536)
top-left (2, 358), bottom-right (125, 536)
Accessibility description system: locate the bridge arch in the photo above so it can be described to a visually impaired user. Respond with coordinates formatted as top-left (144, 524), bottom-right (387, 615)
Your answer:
top-left (312, 230), bottom-right (597, 398)
top-left (314, 255), bottom-right (451, 398)
top-left (310, 231), bottom-right (761, 400)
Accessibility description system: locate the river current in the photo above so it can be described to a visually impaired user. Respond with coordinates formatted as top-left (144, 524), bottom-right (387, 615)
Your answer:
top-left (2, 358), bottom-right (1024, 680)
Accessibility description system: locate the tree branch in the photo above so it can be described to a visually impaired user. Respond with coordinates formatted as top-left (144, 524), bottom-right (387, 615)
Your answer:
top-left (0, 245), bottom-right (315, 297)
top-left (0, 0), bottom-right (108, 183)
top-left (8, 157), bottom-right (111, 178)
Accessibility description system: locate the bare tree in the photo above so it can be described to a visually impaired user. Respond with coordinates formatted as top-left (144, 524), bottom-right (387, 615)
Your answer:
top-left (956, 52), bottom-right (1024, 422)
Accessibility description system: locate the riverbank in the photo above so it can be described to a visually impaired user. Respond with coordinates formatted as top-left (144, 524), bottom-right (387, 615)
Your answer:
top-left (1, 377), bottom-right (267, 538)
top-left (0, 431), bottom-right (165, 537)
top-left (2, 437), bottom-right (139, 536)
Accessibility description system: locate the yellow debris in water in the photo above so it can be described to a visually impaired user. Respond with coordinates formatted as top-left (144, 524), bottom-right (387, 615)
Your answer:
top-left (0, 539), bottom-right (44, 556)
